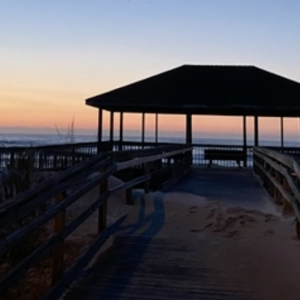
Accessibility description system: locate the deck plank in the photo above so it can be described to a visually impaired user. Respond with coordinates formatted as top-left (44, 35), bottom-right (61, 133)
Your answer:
top-left (62, 168), bottom-right (265, 300)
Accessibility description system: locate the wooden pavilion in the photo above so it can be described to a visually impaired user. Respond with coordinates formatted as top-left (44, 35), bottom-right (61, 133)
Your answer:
top-left (86, 65), bottom-right (300, 167)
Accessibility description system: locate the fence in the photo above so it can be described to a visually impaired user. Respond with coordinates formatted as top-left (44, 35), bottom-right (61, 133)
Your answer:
top-left (0, 144), bottom-right (192, 300)
top-left (2, 140), bottom-right (300, 170)
top-left (253, 147), bottom-right (300, 237)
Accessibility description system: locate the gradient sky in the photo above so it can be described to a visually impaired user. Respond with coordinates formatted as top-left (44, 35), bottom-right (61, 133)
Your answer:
top-left (1, 0), bottom-right (300, 139)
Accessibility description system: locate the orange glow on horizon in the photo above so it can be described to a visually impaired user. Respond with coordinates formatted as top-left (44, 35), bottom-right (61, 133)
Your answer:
top-left (1, 87), bottom-right (300, 138)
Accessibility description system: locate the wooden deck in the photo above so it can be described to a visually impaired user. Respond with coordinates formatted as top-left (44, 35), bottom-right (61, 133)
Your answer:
top-left (63, 237), bottom-right (258, 300)
top-left (62, 168), bottom-right (271, 300)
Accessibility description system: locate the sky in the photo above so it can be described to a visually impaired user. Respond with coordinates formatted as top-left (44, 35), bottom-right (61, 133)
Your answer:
top-left (1, 0), bottom-right (300, 140)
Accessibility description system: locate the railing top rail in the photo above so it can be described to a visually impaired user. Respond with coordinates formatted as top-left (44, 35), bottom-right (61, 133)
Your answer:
top-left (117, 146), bottom-right (193, 171)
top-left (0, 144), bottom-right (191, 226)
top-left (0, 141), bottom-right (100, 152)
top-left (253, 147), bottom-right (294, 170)
top-left (0, 143), bottom-right (193, 298)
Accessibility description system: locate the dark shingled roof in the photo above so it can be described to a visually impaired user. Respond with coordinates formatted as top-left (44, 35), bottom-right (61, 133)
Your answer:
top-left (86, 65), bottom-right (300, 116)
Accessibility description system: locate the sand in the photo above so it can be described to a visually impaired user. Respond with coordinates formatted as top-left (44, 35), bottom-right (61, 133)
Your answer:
top-left (61, 175), bottom-right (300, 299)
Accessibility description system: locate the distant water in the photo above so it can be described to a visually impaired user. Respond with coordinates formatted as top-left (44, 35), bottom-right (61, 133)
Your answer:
top-left (0, 132), bottom-right (299, 148)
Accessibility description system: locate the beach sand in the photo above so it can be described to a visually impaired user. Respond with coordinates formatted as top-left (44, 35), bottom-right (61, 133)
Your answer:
top-left (62, 175), bottom-right (300, 300)
top-left (7, 175), bottom-right (300, 300)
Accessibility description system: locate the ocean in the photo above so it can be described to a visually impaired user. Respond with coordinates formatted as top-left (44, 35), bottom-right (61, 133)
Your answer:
top-left (0, 133), bottom-right (300, 147)
top-left (0, 132), bottom-right (299, 148)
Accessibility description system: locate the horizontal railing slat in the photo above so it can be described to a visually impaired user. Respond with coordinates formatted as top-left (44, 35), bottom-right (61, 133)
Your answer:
top-left (0, 164), bottom-right (116, 257)
top-left (43, 214), bottom-right (127, 300)
top-left (0, 144), bottom-right (193, 298)
top-left (0, 156), bottom-right (111, 228)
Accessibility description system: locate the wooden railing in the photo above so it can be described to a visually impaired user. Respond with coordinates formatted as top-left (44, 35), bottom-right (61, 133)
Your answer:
top-left (0, 142), bottom-right (101, 170)
top-left (0, 144), bottom-right (192, 300)
top-left (253, 147), bottom-right (300, 237)
top-left (2, 140), bottom-right (300, 170)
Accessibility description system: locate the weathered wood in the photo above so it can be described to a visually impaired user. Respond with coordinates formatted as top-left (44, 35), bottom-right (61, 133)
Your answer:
top-left (111, 173), bottom-right (152, 197)
top-left (0, 156), bottom-right (110, 229)
top-left (43, 215), bottom-right (127, 300)
top-left (117, 147), bottom-right (193, 171)
top-left (292, 160), bottom-right (300, 181)
top-left (0, 190), bottom-right (112, 297)
top-left (253, 148), bottom-right (300, 221)
top-left (52, 192), bottom-right (66, 285)
top-left (0, 143), bottom-right (193, 298)
top-left (0, 164), bottom-right (116, 257)
top-left (253, 161), bottom-right (293, 204)
top-left (254, 147), bottom-right (293, 170)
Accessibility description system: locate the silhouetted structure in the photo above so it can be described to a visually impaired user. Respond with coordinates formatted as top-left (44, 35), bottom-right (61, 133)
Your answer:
top-left (86, 65), bottom-right (300, 166)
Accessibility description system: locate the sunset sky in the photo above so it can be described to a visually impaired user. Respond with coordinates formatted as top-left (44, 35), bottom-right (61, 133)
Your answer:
top-left (1, 0), bottom-right (300, 140)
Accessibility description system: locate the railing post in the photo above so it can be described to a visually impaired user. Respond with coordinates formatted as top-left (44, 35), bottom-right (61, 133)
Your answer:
top-left (98, 166), bottom-right (108, 233)
top-left (52, 191), bottom-right (66, 286)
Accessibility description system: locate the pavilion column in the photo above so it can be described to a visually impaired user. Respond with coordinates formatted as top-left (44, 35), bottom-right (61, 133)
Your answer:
top-left (280, 116), bottom-right (284, 149)
top-left (119, 112), bottom-right (123, 151)
top-left (186, 113), bottom-right (192, 165)
top-left (141, 112), bottom-right (145, 147)
top-left (155, 113), bottom-right (158, 144)
top-left (110, 111), bottom-right (114, 151)
top-left (97, 108), bottom-right (103, 154)
top-left (243, 116), bottom-right (247, 167)
top-left (254, 116), bottom-right (259, 146)
top-left (186, 113), bottom-right (192, 144)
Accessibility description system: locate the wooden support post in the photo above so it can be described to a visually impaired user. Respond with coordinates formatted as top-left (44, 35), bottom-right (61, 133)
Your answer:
top-left (243, 115), bottom-right (247, 167)
top-left (155, 113), bottom-right (158, 144)
top-left (254, 116), bottom-right (259, 146)
top-left (186, 113), bottom-right (192, 166)
top-left (119, 112), bottom-right (123, 151)
top-left (144, 163), bottom-right (150, 193)
top-left (186, 113), bottom-right (192, 144)
top-left (296, 218), bottom-right (300, 240)
top-left (98, 167), bottom-right (108, 233)
top-left (97, 109), bottom-right (103, 154)
top-left (141, 112), bottom-right (145, 147)
top-left (126, 168), bottom-right (133, 205)
top-left (281, 116), bottom-right (284, 149)
top-left (110, 111), bottom-right (114, 151)
top-left (52, 192), bottom-right (66, 286)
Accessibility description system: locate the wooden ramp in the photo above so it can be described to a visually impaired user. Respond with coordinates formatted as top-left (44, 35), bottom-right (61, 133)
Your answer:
top-left (170, 167), bottom-right (274, 213)
top-left (63, 236), bottom-right (258, 300)
top-left (62, 168), bottom-right (268, 300)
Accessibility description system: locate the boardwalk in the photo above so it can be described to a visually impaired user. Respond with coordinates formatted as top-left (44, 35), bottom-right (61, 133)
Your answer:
top-left (62, 168), bottom-right (278, 300)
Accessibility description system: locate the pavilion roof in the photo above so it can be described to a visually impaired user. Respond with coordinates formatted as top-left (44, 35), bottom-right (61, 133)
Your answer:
top-left (86, 65), bottom-right (300, 117)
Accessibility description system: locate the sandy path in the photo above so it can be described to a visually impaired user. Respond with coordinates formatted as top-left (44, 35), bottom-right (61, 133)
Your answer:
top-left (64, 173), bottom-right (300, 300)
top-left (156, 191), bottom-right (300, 300)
